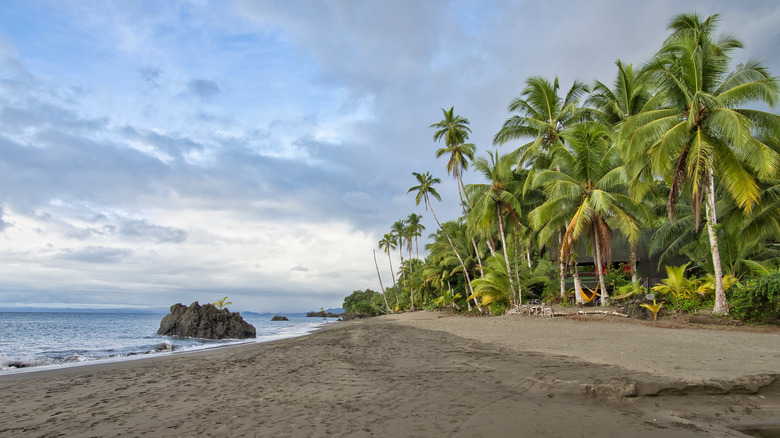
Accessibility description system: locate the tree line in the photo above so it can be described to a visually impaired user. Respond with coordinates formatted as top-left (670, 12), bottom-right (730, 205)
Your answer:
top-left (350, 12), bottom-right (780, 320)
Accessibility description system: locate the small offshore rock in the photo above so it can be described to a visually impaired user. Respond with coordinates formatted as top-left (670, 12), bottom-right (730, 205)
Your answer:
top-left (157, 302), bottom-right (256, 339)
top-left (271, 315), bottom-right (289, 321)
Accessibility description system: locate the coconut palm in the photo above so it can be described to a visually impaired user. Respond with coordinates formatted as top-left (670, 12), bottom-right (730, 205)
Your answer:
top-left (431, 107), bottom-right (477, 209)
top-left (378, 233), bottom-right (400, 306)
top-left (372, 249), bottom-right (392, 313)
top-left (588, 61), bottom-right (657, 283)
top-left (494, 76), bottom-right (590, 298)
top-left (466, 150), bottom-right (524, 304)
top-left (530, 122), bottom-right (641, 305)
top-left (621, 12), bottom-right (780, 313)
top-left (408, 171), bottom-right (478, 308)
top-left (494, 76), bottom-right (590, 170)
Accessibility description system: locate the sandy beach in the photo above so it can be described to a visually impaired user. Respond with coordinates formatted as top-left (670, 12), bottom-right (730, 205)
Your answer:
top-left (1, 312), bottom-right (778, 437)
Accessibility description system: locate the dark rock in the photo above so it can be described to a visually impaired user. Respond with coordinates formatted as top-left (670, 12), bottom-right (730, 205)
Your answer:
top-left (271, 315), bottom-right (289, 321)
top-left (339, 312), bottom-right (372, 321)
top-left (157, 302), bottom-right (256, 339)
top-left (306, 311), bottom-right (342, 318)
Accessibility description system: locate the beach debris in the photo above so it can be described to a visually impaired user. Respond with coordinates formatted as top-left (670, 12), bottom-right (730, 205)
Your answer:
top-left (157, 302), bottom-right (256, 339)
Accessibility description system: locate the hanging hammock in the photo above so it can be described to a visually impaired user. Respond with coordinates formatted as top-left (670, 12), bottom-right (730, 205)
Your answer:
top-left (579, 283), bottom-right (600, 303)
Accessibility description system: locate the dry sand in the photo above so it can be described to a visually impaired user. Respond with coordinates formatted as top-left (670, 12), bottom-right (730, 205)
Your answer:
top-left (1, 311), bottom-right (778, 437)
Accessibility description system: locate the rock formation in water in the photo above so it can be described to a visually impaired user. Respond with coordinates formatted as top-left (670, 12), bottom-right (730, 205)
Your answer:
top-left (271, 315), bottom-right (289, 321)
top-left (157, 302), bottom-right (256, 339)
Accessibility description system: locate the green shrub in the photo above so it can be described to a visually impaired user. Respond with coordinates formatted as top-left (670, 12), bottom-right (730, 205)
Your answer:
top-left (730, 273), bottom-right (780, 323)
top-left (489, 302), bottom-right (508, 316)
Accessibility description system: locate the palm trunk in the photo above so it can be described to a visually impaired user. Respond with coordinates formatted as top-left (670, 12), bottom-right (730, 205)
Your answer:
top-left (705, 164), bottom-right (727, 314)
top-left (514, 239), bottom-right (522, 302)
top-left (593, 231), bottom-right (609, 306)
top-left (527, 248), bottom-right (532, 269)
top-left (498, 206), bottom-right (517, 305)
top-left (558, 231), bottom-right (567, 298)
top-left (386, 251), bottom-right (399, 307)
top-left (573, 260), bottom-right (584, 305)
top-left (408, 244), bottom-right (414, 310)
top-left (426, 196), bottom-right (479, 311)
top-left (472, 237), bottom-right (485, 279)
top-left (373, 250), bottom-right (392, 313)
top-left (630, 240), bottom-right (638, 284)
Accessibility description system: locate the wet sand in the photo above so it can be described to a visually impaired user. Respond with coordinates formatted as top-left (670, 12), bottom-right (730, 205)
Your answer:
top-left (1, 312), bottom-right (778, 437)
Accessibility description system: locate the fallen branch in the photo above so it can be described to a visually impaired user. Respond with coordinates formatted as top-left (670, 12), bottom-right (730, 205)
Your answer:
top-left (575, 310), bottom-right (629, 318)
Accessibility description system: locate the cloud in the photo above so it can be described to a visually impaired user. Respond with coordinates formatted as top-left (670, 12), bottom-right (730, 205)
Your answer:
top-left (119, 219), bottom-right (187, 244)
top-left (57, 246), bottom-right (133, 263)
top-left (187, 79), bottom-right (223, 99)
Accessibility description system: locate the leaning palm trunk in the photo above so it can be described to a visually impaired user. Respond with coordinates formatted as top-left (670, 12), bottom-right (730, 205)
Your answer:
top-left (428, 203), bottom-right (479, 311)
top-left (373, 250), bottom-right (392, 313)
top-left (497, 206), bottom-right (518, 304)
top-left (629, 241), bottom-right (638, 284)
top-left (593, 233), bottom-right (609, 306)
top-left (705, 165), bottom-right (727, 314)
top-left (386, 252), bottom-right (399, 306)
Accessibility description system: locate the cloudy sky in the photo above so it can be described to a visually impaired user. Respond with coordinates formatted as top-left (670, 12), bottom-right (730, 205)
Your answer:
top-left (0, 1), bottom-right (777, 312)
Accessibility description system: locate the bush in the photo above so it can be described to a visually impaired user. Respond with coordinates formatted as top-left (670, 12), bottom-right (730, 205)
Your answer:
top-left (730, 273), bottom-right (780, 323)
top-left (342, 289), bottom-right (384, 316)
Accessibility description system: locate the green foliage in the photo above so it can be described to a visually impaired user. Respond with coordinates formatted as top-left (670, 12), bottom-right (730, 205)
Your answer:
top-left (640, 299), bottom-right (664, 321)
top-left (652, 263), bottom-right (705, 312)
top-left (489, 302), bottom-right (508, 316)
top-left (343, 289), bottom-right (385, 316)
top-left (212, 296), bottom-right (232, 310)
top-left (730, 273), bottom-right (780, 323)
top-left (605, 264), bottom-right (632, 290)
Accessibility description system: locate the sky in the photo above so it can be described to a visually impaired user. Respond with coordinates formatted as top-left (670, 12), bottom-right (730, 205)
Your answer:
top-left (0, 0), bottom-right (778, 313)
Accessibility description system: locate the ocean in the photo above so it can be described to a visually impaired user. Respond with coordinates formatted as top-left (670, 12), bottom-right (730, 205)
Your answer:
top-left (0, 311), bottom-right (338, 373)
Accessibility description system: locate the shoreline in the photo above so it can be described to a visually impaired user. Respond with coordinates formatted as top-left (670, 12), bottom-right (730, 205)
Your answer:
top-left (1, 312), bottom-right (778, 437)
top-left (0, 318), bottom-right (338, 377)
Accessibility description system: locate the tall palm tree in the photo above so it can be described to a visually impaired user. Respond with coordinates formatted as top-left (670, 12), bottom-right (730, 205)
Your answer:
top-left (466, 150), bottom-right (524, 304)
top-left (378, 233), bottom-right (399, 306)
top-left (621, 12), bottom-right (780, 314)
top-left (408, 171), bottom-right (478, 307)
top-left (390, 220), bottom-right (407, 297)
top-left (430, 107), bottom-right (477, 209)
top-left (372, 249), bottom-right (392, 313)
top-left (530, 122), bottom-right (641, 305)
top-left (406, 213), bottom-right (425, 261)
top-left (588, 61), bottom-right (657, 284)
top-left (494, 76), bottom-right (590, 298)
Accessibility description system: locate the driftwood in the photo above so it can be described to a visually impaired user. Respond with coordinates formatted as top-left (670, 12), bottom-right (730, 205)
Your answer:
top-left (575, 310), bottom-right (629, 318)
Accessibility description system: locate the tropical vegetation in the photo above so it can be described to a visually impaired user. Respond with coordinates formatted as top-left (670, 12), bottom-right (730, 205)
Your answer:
top-left (345, 12), bottom-right (779, 323)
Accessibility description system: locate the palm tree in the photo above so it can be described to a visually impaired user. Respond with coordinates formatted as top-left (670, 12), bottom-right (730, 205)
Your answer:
top-left (390, 220), bottom-right (407, 298)
top-left (621, 12), bottom-right (780, 314)
top-left (494, 76), bottom-right (590, 299)
top-left (406, 213), bottom-right (425, 261)
top-left (588, 61), bottom-right (656, 284)
top-left (372, 249), bottom-right (392, 313)
top-left (466, 150), bottom-right (525, 304)
top-left (494, 76), bottom-right (590, 170)
top-left (408, 171), bottom-right (478, 308)
top-left (379, 233), bottom-right (400, 306)
top-left (430, 107), bottom-right (477, 209)
top-left (530, 122), bottom-right (641, 305)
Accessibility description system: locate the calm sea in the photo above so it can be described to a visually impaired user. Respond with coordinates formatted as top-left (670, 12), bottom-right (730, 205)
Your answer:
top-left (0, 312), bottom-right (337, 373)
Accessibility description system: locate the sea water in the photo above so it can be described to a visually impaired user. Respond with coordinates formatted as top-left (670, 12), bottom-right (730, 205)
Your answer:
top-left (0, 312), bottom-right (337, 373)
